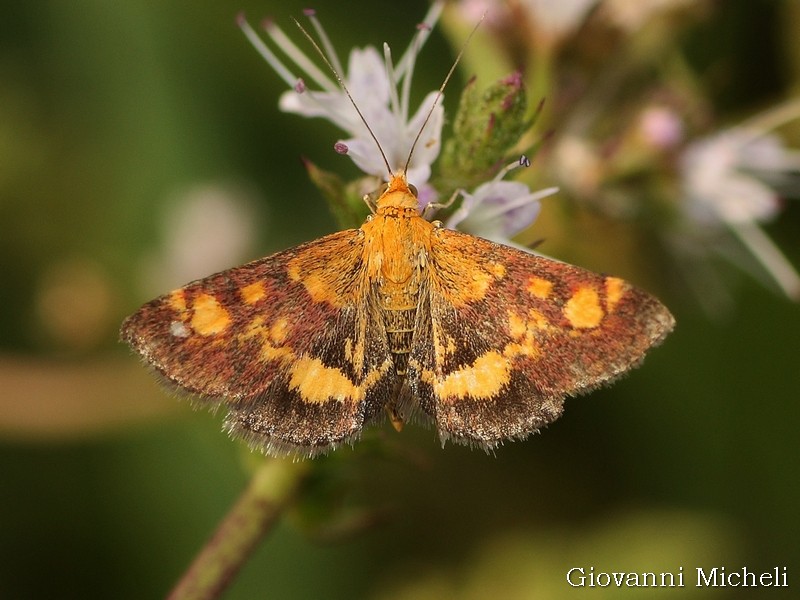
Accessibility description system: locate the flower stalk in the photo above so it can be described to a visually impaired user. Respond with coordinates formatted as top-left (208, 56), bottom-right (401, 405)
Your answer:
top-left (166, 459), bottom-right (310, 600)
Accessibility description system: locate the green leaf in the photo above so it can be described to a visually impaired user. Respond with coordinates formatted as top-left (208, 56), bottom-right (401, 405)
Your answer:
top-left (303, 158), bottom-right (369, 230)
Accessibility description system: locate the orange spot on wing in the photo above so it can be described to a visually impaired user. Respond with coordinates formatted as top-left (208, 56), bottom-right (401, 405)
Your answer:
top-left (238, 316), bottom-right (294, 363)
top-left (527, 276), bottom-right (553, 299)
top-left (191, 293), bottom-right (231, 336)
top-left (527, 309), bottom-right (550, 330)
top-left (169, 289), bottom-right (187, 313)
top-left (241, 281), bottom-right (266, 304)
top-left (490, 262), bottom-right (506, 278)
top-left (442, 268), bottom-right (495, 305)
top-left (289, 356), bottom-right (358, 404)
top-left (431, 351), bottom-right (511, 401)
top-left (508, 310), bottom-right (527, 340)
top-left (269, 318), bottom-right (289, 345)
top-left (564, 286), bottom-right (604, 329)
top-left (288, 269), bottom-right (341, 306)
top-left (286, 233), bottom-right (365, 308)
top-left (604, 277), bottom-right (626, 313)
top-left (288, 355), bottom-right (390, 404)
top-left (503, 309), bottom-right (545, 361)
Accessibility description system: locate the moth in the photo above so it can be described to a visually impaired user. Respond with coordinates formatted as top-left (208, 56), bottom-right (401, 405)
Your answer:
top-left (122, 168), bottom-right (673, 457)
top-left (121, 17), bottom-right (674, 458)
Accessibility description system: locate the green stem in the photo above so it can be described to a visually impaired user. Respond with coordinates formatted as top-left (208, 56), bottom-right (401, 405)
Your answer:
top-left (166, 458), bottom-right (310, 600)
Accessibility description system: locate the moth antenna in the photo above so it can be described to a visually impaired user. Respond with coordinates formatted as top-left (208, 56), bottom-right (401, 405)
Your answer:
top-left (292, 17), bottom-right (394, 179)
top-left (403, 13), bottom-right (486, 176)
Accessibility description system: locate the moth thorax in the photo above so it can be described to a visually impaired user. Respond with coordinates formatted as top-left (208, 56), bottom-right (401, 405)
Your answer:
top-left (375, 205), bottom-right (420, 218)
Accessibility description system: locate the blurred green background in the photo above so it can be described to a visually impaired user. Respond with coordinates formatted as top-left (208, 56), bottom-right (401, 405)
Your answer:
top-left (1, 1), bottom-right (798, 598)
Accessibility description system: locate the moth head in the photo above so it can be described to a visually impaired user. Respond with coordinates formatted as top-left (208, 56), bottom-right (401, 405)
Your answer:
top-left (374, 172), bottom-right (420, 211)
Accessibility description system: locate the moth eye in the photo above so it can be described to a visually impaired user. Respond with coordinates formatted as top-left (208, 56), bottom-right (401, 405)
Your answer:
top-left (409, 184), bottom-right (419, 197)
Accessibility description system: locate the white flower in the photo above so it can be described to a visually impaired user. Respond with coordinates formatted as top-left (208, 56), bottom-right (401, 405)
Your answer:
top-left (238, 3), bottom-right (445, 185)
top-left (139, 183), bottom-right (259, 295)
top-left (601, 0), bottom-right (695, 32)
top-left (520, 0), bottom-right (600, 41)
top-left (446, 160), bottom-right (558, 249)
top-left (681, 131), bottom-right (786, 226)
top-left (455, 0), bottom-right (511, 27)
top-left (680, 111), bottom-right (800, 299)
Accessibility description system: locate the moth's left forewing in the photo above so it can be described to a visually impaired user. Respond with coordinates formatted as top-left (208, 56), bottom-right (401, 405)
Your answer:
top-left (410, 228), bottom-right (675, 449)
top-left (121, 230), bottom-right (395, 457)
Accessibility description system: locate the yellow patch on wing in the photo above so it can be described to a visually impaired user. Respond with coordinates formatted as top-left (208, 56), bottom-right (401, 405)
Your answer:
top-left (508, 310), bottom-right (527, 340)
top-left (508, 308), bottom-right (550, 339)
top-left (431, 351), bottom-right (511, 401)
top-left (527, 276), bottom-right (553, 299)
top-left (289, 355), bottom-right (391, 404)
top-left (429, 230), bottom-right (510, 307)
top-left (489, 261), bottom-right (506, 278)
top-left (169, 289), bottom-right (187, 312)
top-left (289, 357), bottom-right (359, 404)
top-left (528, 309), bottom-right (550, 330)
top-left (269, 318), bottom-right (289, 345)
top-left (462, 269), bottom-right (495, 303)
top-left (239, 316), bottom-right (294, 363)
top-left (191, 293), bottom-right (231, 336)
top-left (285, 232), bottom-right (363, 308)
top-left (503, 309), bottom-right (545, 361)
top-left (240, 281), bottom-right (266, 304)
top-left (564, 286), bottom-right (604, 329)
top-left (604, 277), bottom-right (626, 313)
top-left (288, 269), bottom-right (340, 306)
top-left (431, 323), bottom-right (458, 369)
top-left (343, 311), bottom-right (368, 372)
top-left (344, 334), bottom-right (367, 373)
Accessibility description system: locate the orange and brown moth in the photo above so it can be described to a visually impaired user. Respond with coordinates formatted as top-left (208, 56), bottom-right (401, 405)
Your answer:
top-left (121, 15), bottom-right (674, 458)
top-left (122, 169), bottom-right (674, 457)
